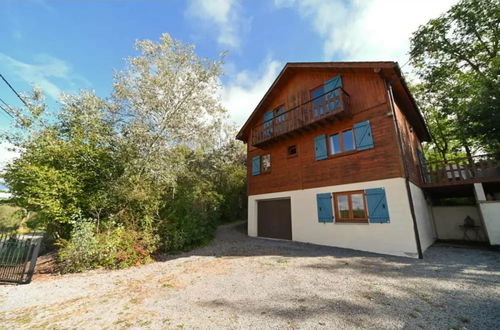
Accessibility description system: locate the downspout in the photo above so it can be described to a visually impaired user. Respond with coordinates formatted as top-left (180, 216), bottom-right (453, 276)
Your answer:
top-left (385, 79), bottom-right (424, 259)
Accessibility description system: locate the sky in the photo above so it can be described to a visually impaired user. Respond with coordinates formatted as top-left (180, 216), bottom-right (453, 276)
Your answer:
top-left (0, 0), bottom-right (459, 171)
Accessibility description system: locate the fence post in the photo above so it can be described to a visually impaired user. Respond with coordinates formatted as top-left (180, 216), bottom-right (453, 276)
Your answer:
top-left (23, 236), bottom-right (42, 284)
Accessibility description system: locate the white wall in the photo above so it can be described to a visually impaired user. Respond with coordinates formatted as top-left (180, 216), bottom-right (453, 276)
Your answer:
top-left (248, 177), bottom-right (420, 258)
top-left (409, 182), bottom-right (436, 252)
top-left (473, 183), bottom-right (500, 246)
top-left (479, 202), bottom-right (500, 245)
top-left (431, 206), bottom-right (486, 242)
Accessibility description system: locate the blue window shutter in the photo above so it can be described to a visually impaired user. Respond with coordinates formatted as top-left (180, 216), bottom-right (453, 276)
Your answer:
top-left (263, 111), bottom-right (274, 138)
top-left (263, 110), bottom-right (274, 125)
top-left (324, 76), bottom-right (343, 112)
top-left (324, 75), bottom-right (343, 92)
top-left (252, 156), bottom-right (260, 176)
top-left (316, 193), bottom-right (334, 223)
top-left (366, 188), bottom-right (390, 223)
top-left (354, 120), bottom-right (374, 150)
top-left (314, 135), bottom-right (328, 160)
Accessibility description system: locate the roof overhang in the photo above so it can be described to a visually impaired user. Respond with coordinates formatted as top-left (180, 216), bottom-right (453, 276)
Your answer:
top-left (235, 61), bottom-right (430, 143)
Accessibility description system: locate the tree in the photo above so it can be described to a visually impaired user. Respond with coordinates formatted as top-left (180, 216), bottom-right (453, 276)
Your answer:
top-left (410, 0), bottom-right (500, 158)
top-left (1, 34), bottom-right (246, 268)
top-left (3, 91), bottom-right (121, 238)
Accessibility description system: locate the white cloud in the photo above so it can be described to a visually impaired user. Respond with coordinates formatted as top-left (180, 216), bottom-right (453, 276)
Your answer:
top-left (186, 0), bottom-right (247, 49)
top-left (220, 58), bottom-right (282, 126)
top-left (0, 53), bottom-right (90, 100)
top-left (276, 0), bottom-right (459, 65)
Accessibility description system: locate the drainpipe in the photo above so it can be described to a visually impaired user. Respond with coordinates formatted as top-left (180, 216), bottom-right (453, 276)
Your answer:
top-left (385, 78), bottom-right (424, 259)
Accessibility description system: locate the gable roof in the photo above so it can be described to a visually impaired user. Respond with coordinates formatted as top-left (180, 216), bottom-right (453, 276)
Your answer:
top-left (235, 61), bottom-right (431, 143)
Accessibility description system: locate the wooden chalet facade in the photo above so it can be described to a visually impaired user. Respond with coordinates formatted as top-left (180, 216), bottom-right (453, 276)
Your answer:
top-left (237, 62), bottom-right (500, 258)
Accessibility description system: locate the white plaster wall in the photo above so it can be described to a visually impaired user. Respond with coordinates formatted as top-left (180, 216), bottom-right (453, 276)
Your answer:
top-left (409, 182), bottom-right (436, 252)
top-left (248, 177), bottom-right (419, 258)
top-left (479, 202), bottom-right (500, 245)
top-left (431, 206), bottom-right (486, 241)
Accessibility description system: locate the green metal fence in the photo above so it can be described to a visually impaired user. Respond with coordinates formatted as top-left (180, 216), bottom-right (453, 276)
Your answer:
top-left (0, 233), bottom-right (43, 284)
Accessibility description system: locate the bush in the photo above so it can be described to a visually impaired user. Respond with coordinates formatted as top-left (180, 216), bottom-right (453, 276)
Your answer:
top-left (57, 219), bottom-right (158, 273)
top-left (162, 216), bottom-right (216, 252)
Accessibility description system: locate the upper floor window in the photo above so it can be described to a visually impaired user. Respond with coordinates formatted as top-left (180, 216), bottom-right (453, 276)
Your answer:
top-left (252, 154), bottom-right (271, 175)
top-left (311, 85), bottom-right (325, 117)
top-left (329, 129), bottom-right (355, 155)
top-left (314, 120), bottom-right (374, 161)
top-left (287, 145), bottom-right (297, 157)
top-left (262, 154), bottom-right (271, 172)
top-left (275, 105), bottom-right (286, 123)
top-left (311, 76), bottom-right (343, 118)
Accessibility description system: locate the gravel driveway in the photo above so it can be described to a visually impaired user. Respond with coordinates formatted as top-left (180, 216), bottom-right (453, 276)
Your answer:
top-left (1, 221), bottom-right (499, 329)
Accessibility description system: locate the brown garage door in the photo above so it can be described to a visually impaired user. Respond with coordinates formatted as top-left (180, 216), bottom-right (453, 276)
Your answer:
top-left (258, 199), bottom-right (292, 240)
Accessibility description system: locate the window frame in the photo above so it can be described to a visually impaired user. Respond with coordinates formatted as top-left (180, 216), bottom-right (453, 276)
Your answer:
top-left (261, 154), bottom-right (271, 173)
top-left (274, 105), bottom-right (286, 123)
top-left (334, 190), bottom-right (368, 223)
top-left (287, 145), bottom-right (298, 158)
top-left (328, 127), bottom-right (357, 156)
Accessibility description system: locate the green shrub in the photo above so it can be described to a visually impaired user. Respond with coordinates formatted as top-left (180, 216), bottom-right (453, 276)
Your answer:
top-left (57, 219), bottom-right (158, 273)
top-left (162, 216), bottom-right (216, 252)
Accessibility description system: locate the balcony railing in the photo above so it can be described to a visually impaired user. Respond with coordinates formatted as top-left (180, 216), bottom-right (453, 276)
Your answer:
top-left (418, 154), bottom-right (500, 186)
top-left (251, 87), bottom-right (351, 147)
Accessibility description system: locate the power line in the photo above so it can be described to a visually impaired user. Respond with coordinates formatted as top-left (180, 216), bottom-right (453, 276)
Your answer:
top-left (0, 73), bottom-right (29, 108)
top-left (0, 103), bottom-right (15, 119)
top-left (0, 97), bottom-right (26, 127)
top-left (0, 96), bottom-right (16, 114)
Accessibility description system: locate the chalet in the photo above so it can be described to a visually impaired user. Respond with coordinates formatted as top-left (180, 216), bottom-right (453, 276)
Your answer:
top-left (236, 62), bottom-right (500, 258)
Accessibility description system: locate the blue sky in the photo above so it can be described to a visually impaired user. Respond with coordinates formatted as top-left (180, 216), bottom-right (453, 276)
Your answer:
top-left (0, 0), bottom-right (458, 167)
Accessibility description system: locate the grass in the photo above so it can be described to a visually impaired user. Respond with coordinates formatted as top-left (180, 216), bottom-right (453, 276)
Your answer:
top-left (0, 204), bottom-right (23, 232)
top-left (0, 203), bottom-right (39, 233)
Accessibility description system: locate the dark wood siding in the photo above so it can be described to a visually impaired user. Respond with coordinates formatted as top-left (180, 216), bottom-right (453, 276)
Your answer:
top-left (247, 70), bottom-right (405, 196)
top-left (257, 199), bottom-right (292, 240)
top-left (393, 100), bottom-right (424, 185)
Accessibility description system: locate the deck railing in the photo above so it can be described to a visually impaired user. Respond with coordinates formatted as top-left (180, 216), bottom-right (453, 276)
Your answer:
top-left (419, 154), bottom-right (500, 186)
top-left (251, 87), bottom-right (351, 146)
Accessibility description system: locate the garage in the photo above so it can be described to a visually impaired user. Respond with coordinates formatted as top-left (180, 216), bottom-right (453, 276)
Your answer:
top-left (257, 199), bottom-right (292, 240)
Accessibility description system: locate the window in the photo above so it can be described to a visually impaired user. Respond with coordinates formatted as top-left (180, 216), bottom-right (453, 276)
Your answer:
top-left (311, 85), bottom-right (325, 117)
top-left (287, 145), bottom-right (297, 157)
top-left (334, 190), bottom-right (368, 222)
top-left (343, 130), bottom-right (355, 151)
top-left (262, 154), bottom-right (271, 172)
top-left (274, 105), bottom-right (286, 134)
top-left (329, 129), bottom-right (356, 155)
top-left (275, 105), bottom-right (286, 123)
top-left (330, 134), bottom-right (341, 154)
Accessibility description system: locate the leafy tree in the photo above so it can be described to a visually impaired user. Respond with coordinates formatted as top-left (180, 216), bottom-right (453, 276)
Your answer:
top-left (3, 91), bottom-right (121, 238)
top-left (410, 0), bottom-right (500, 158)
top-left (1, 34), bottom-right (246, 269)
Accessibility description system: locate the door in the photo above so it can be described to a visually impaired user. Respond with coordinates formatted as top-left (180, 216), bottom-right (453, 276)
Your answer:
top-left (257, 199), bottom-right (292, 240)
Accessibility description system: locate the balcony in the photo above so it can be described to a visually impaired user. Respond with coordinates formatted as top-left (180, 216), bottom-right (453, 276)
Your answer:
top-left (251, 87), bottom-right (351, 147)
top-left (419, 154), bottom-right (500, 187)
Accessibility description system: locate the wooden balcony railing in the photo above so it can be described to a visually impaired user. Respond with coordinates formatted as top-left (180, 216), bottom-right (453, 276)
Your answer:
top-left (251, 87), bottom-right (351, 147)
top-left (418, 154), bottom-right (500, 186)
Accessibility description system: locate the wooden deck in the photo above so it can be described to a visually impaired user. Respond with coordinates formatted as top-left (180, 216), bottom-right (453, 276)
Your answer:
top-left (419, 154), bottom-right (500, 188)
top-left (251, 87), bottom-right (351, 147)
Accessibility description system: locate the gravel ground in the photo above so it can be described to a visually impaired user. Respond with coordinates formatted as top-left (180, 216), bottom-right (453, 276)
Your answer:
top-left (0, 221), bottom-right (499, 330)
